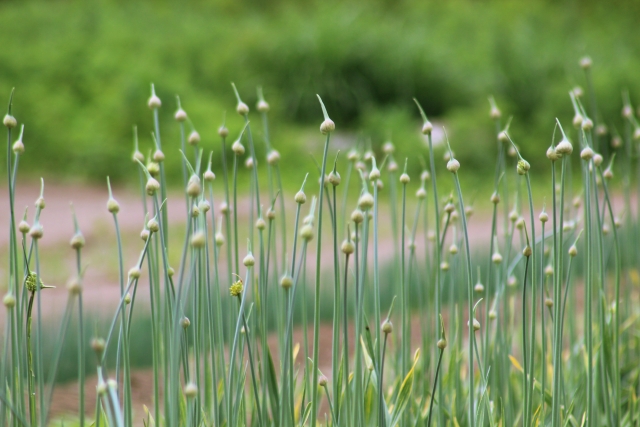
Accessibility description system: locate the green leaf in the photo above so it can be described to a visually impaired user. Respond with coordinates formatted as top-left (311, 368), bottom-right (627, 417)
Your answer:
top-left (390, 349), bottom-right (420, 427)
top-left (266, 346), bottom-right (281, 427)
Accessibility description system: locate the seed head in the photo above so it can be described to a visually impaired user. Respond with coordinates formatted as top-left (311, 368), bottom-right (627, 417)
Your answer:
top-left (509, 210), bottom-right (518, 223)
top-left (556, 138), bottom-right (573, 155)
top-left (437, 338), bottom-right (447, 349)
top-left (416, 187), bottom-right (427, 199)
top-left (400, 173), bottom-right (410, 184)
top-left (489, 310), bottom-right (497, 320)
top-left (187, 175), bottom-right (202, 197)
top-left (545, 265), bottom-right (554, 276)
top-left (243, 252), bottom-right (255, 266)
top-left (245, 157), bottom-right (255, 168)
top-left (421, 121), bottom-right (433, 135)
top-left (498, 131), bottom-right (509, 143)
top-left (381, 320), bottom-right (393, 334)
top-left (220, 202), bottom-right (229, 214)
top-left (444, 202), bottom-right (455, 214)
top-left (191, 231), bottom-right (206, 248)
top-left (440, 261), bottom-right (450, 271)
top-left (351, 209), bottom-right (364, 224)
top-left (516, 218), bottom-right (525, 230)
top-left (184, 382), bottom-right (198, 399)
top-left (280, 274), bottom-right (293, 290)
top-left (267, 149), bottom-right (281, 165)
top-left (231, 139), bottom-right (245, 155)
top-left (236, 101), bottom-right (249, 116)
top-left (358, 192), bottom-right (374, 210)
top-left (449, 243), bottom-right (459, 255)
top-left (472, 318), bottom-right (481, 331)
top-left (142, 178), bottom-right (160, 197)
top-left (18, 219), bottom-right (30, 234)
top-left (188, 130), bottom-right (201, 146)
top-left (580, 147), bottom-right (594, 161)
top-left (3, 293), bottom-right (16, 308)
top-left (132, 150), bottom-right (144, 163)
top-left (603, 168), bottom-right (613, 180)
top-left (69, 231), bottom-right (85, 249)
top-left (447, 158), bottom-right (460, 173)
top-left (320, 119), bottom-right (335, 135)
top-left (3, 114), bottom-right (17, 128)
top-left (267, 208), bottom-right (276, 220)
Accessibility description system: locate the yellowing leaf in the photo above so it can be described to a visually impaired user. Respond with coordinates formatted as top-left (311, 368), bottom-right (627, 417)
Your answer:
top-left (509, 355), bottom-right (524, 373)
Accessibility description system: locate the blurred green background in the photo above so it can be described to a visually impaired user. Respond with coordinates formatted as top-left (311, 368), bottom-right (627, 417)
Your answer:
top-left (1, 0), bottom-right (639, 187)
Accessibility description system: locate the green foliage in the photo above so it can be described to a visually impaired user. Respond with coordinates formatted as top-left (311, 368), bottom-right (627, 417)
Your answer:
top-left (1, 0), bottom-right (640, 184)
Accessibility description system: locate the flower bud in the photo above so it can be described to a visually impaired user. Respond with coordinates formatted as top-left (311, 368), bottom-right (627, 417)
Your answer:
top-left (539, 212), bottom-right (548, 223)
top-left (400, 173), bottom-right (410, 184)
top-left (556, 138), bottom-right (573, 155)
top-left (174, 108), bottom-right (187, 122)
top-left (437, 338), bottom-right (447, 349)
top-left (421, 121), bottom-right (433, 135)
top-left (593, 154), bottom-right (603, 167)
top-left (232, 139), bottom-right (245, 155)
top-left (440, 261), bottom-right (450, 271)
top-left (582, 118), bottom-right (593, 131)
top-left (29, 223), bottom-right (43, 239)
top-left (416, 187), bottom-right (427, 199)
top-left (18, 220), bottom-right (30, 234)
top-left (257, 99), bottom-right (270, 113)
top-left (603, 168), bottom-right (613, 180)
top-left (243, 252), bottom-right (255, 267)
top-left (128, 267), bottom-right (141, 279)
top-left (140, 229), bottom-right (150, 241)
top-left (387, 160), bottom-right (398, 172)
top-left (204, 170), bottom-right (216, 182)
top-left (184, 382), bottom-right (198, 399)
top-left (280, 274), bottom-right (293, 289)
top-left (181, 317), bottom-right (191, 329)
top-left (147, 218), bottom-right (160, 233)
top-left (133, 150), bottom-right (144, 163)
top-left (329, 171), bottom-right (341, 186)
top-left (498, 131), bottom-right (509, 143)
top-left (318, 375), bottom-right (328, 387)
top-left (382, 141), bottom-right (394, 154)
top-left (447, 158), bottom-right (460, 173)
top-left (490, 106), bottom-right (501, 120)
top-left (472, 318), bottom-right (481, 331)
top-left (3, 293), bottom-right (16, 308)
top-left (124, 293), bottom-right (131, 304)
top-left (70, 232), bottom-right (85, 249)
top-left (580, 147), bottom-right (594, 161)
top-left (236, 101), bottom-right (249, 115)
top-left (381, 321), bottom-right (393, 334)
top-left (13, 138), bottom-right (24, 154)
top-left (215, 232), bottom-right (224, 246)
top-left (267, 208), bottom-right (276, 220)
top-left (545, 298), bottom-right (553, 308)
top-left (523, 245), bottom-right (532, 257)
top-left (147, 162), bottom-right (160, 176)
top-left (444, 202), bottom-right (455, 214)
top-left (300, 224), bottom-right (314, 241)
top-left (256, 217), bottom-right (266, 230)
top-left (358, 192), bottom-right (374, 210)
top-left (449, 243), bottom-right (459, 255)
top-left (351, 209), bottom-right (364, 224)
top-left (573, 114), bottom-right (583, 128)
top-left (91, 337), bottom-right (106, 356)
top-left (267, 150), bottom-right (280, 165)
top-left (187, 175), bottom-right (202, 197)
top-left (517, 159), bottom-right (530, 175)
top-left (152, 149), bottom-right (165, 163)
top-left (490, 192), bottom-right (500, 204)
top-left (3, 114), bottom-right (17, 128)
top-left (489, 310), bottom-right (497, 320)
top-left (573, 86), bottom-right (584, 98)
top-left (191, 231), bottom-right (206, 248)
top-left (295, 191), bottom-right (306, 204)
top-left (474, 283), bottom-right (484, 293)
top-left (188, 130), bottom-right (200, 146)
top-left (218, 126), bottom-right (229, 138)
top-left (220, 202), bottom-right (229, 214)
top-left (546, 146), bottom-right (560, 161)
top-left (579, 56), bottom-right (592, 69)
top-left (320, 119), bottom-right (335, 134)
top-left (146, 177), bottom-right (160, 196)
top-left (148, 94), bottom-right (161, 109)
top-left (492, 253), bottom-right (502, 264)
top-left (341, 239), bottom-right (354, 254)
top-left (568, 245), bottom-right (578, 257)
